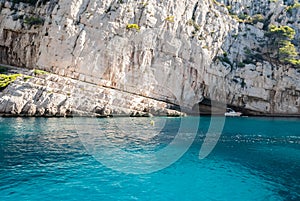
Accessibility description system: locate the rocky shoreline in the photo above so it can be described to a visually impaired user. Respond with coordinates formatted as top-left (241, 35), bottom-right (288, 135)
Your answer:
top-left (1, 64), bottom-right (299, 118)
top-left (0, 65), bottom-right (186, 117)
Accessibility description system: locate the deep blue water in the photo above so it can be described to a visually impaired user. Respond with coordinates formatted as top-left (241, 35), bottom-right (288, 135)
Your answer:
top-left (0, 117), bottom-right (299, 201)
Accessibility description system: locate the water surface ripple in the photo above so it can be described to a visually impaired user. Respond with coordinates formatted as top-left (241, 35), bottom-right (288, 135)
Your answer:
top-left (0, 117), bottom-right (299, 201)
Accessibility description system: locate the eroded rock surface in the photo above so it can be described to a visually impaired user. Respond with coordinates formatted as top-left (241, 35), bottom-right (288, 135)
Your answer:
top-left (0, 67), bottom-right (184, 117)
top-left (0, 0), bottom-right (300, 116)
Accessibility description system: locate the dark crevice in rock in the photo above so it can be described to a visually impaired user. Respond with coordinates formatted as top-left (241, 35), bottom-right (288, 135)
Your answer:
top-left (192, 1), bottom-right (199, 21)
top-left (70, 25), bottom-right (85, 57)
top-left (76, 0), bottom-right (90, 23)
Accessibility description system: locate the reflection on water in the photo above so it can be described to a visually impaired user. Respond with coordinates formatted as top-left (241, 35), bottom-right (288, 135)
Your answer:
top-left (75, 117), bottom-right (200, 174)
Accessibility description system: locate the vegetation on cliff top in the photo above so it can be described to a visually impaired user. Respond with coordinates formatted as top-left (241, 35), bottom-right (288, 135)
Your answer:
top-left (216, 0), bottom-right (300, 68)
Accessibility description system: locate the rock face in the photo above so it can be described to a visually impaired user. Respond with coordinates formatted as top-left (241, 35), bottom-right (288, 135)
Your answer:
top-left (0, 67), bottom-right (184, 117)
top-left (0, 0), bottom-right (300, 116)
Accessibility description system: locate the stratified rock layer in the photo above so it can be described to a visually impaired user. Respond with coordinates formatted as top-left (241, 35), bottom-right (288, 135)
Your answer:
top-left (0, 67), bottom-right (184, 117)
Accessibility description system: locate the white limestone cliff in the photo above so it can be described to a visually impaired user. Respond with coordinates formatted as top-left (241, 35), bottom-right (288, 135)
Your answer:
top-left (0, 0), bottom-right (299, 116)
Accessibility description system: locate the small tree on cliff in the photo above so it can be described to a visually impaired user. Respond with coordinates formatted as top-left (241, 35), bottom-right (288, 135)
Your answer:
top-left (266, 25), bottom-right (300, 66)
top-left (267, 25), bottom-right (295, 57)
top-left (279, 41), bottom-right (297, 60)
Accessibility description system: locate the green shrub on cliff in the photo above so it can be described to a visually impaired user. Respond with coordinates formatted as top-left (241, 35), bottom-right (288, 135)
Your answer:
top-left (287, 59), bottom-right (300, 67)
top-left (266, 25), bottom-right (300, 67)
top-left (268, 25), bottom-right (295, 40)
top-left (218, 53), bottom-right (232, 66)
top-left (251, 14), bottom-right (264, 24)
top-left (126, 24), bottom-right (140, 31)
top-left (33, 69), bottom-right (48, 75)
top-left (238, 14), bottom-right (250, 20)
top-left (279, 41), bottom-right (298, 58)
top-left (278, 41), bottom-right (300, 66)
top-left (286, 2), bottom-right (300, 13)
top-left (165, 16), bottom-right (175, 23)
top-left (24, 16), bottom-right (44, 26)
top-left (0, 73), bottom-right (32, 89)
top-left (0, 74), bottom-right (22, 89)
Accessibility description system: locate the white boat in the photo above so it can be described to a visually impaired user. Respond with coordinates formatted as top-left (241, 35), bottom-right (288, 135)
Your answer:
top-left (225, 108), bottom-right (242, 117)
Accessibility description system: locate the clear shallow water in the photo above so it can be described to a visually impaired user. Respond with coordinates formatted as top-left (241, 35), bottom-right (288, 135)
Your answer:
top-left (0, 117), bottom-right (299, 201)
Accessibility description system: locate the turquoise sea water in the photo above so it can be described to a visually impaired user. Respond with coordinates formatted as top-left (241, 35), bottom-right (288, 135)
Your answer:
top-left (0, 117), bottom-right (299, 201)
